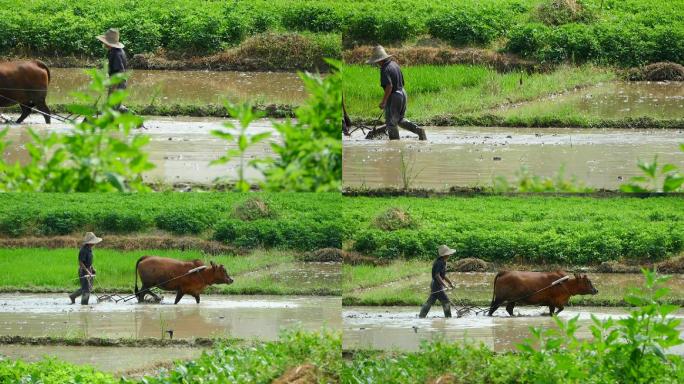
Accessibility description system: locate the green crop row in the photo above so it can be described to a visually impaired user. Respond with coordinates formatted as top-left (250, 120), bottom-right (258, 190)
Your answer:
top-left (0, 193), bottom-right (343, 251)
top-left (344, 196), bottom-right (684, 264)
top-left (0, 0), bottom-right (342, 57)
top-left (1, 0), bottom-right (681, 67)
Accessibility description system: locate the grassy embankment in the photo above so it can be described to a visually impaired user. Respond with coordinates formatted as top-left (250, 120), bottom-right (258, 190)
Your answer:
top-left (344, 64), bottom-right (684, 128)
top-left (0, 248), bottom-right (339, 296)
top-left (342, 196), bottom-right (684, 306)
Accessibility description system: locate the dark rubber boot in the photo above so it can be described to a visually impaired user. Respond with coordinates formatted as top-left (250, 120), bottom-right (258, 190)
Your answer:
top-left (69, 290), bottom-right (81, 304)
top-left (443, 303), bottom-right (452, 318)
top-left (417, 128), bottom-right (427, 141)
top-left (419, 303), bottom-right (431, 318)
top-left (80, 292), bottom-right (90, 305)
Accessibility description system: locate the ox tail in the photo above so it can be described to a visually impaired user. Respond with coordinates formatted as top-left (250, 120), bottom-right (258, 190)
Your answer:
top-left (134, 256), bottom-right (149, 294)
top-left (34, 60), bottom-right (50, 83)
top-left (488, 271), bottom-right (505, 314)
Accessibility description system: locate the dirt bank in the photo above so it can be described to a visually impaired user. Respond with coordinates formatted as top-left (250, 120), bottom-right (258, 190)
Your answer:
top-left (0, 235), bottom-right (239, 255)
top-left (0, 335), bottom-right (216, 348)
top-left (343, 46), bottom-right (540, 72)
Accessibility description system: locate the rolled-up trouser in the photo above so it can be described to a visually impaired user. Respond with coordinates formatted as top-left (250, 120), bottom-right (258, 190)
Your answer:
top-left (69, 268), bottom-right (93, 305)
top-left (384, 89), bottom-right (425, 140)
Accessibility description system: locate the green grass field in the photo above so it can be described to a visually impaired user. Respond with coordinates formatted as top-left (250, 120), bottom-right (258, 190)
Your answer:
top-left (343, 64), bottom-right (615, 123)
top-left (0, 248), bottom-right (340, 296)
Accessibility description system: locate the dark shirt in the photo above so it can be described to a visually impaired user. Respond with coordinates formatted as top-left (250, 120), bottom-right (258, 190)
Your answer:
top-left (431, 257), bottom-right (446, 289)
top-left (79, 245), bottom-right (93, 269)
top-left (108, 48), bottom-right (127, 76)
top-left (380, 60), bottom-right (404, 93)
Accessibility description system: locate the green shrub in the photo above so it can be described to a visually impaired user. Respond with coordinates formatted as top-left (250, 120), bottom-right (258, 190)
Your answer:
top-left (40, 211), bottom-right (90, 236)
top-left (282, 4), bottom-right (340, 33)
top-left (0, 213), bottom-right (33, 237)
top-left (96, 211), bottom-right (150, 233)
top-left (343, 13), bottom-right (417, 46)
top-left (155, 209), bottom-right (212, 235)
top-left (427, 6), bottom-right (513, 46)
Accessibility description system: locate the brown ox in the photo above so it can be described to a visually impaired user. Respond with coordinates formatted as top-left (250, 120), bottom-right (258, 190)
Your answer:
top-left (0, 61), bottom-right (52, 124)
top-left (488, 271), bottom-right (598, 316)
top-left (134, 256), bottom-right (233, 304)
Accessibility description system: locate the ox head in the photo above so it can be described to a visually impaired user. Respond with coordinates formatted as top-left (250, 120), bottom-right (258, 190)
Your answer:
top-left (209, 261), bottom-right (234, 285)
top-left (573, 273), bottom-right (598, 295)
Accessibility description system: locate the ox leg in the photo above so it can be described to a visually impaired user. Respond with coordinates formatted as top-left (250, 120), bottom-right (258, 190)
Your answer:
top-left (505, 302), bottom-right (516, 316)
top-left (36, 102), bottom-right (51, 124)
top-left (16, 105), bottom-right (31, 124)
top-left (192, 294), bottom-right (200, 304)
top-left (555, 306), bottom-right (564, 315)
top-left (488, 298), bottom-right (503, 316)
top-left (174, 290), bottom-right (184, 304)
top-left (548, 306), bottom-right (556, 316)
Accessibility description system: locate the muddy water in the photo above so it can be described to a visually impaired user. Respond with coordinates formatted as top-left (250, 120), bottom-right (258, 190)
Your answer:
top-left (0, 294), bottom-right (340, 341)
top-left (503, 81), bottom-right (684, 119)
top-left (0, 344), bottom-right (201, 374)
top-left (2, 116), bottom-right (280, 184)
top-left (273, 262), bottom-right (341, 287)
top-left (343, 127), bottom-right (684, 190)
top-left (48, 68), bottom-right (306, 105)
top-left (343, 306), bottom-right (684, 354)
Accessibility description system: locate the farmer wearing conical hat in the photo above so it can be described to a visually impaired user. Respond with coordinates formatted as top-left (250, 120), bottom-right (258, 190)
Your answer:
top-left (96, 28), bottom-right (128, 112)
top-left (367, 45), bottom-right (426, 141)
top-left (68, 232), bottom-right (102, 305)
top-left (419, 245), bottom-right (455, 318)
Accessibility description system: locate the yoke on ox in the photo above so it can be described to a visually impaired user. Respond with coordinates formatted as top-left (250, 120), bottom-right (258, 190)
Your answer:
top-left (0, 60), bottom-right (52, 124)
top-left (488, 271), bottom-right (598, 316)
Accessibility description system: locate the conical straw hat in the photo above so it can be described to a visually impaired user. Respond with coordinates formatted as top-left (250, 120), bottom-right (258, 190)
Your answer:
top-left (83, 232), bottom-right (103, 245)
top-left (96, 28), bottom-right (124, 49)
top-left (438, 244), bottom-right (456, 257)
top-left (366, 45), bottom-right (392, 64)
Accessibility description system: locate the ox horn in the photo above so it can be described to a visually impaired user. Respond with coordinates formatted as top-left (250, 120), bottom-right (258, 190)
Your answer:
top-left (552, 276), bottom-right (570, 285)
top-left (188, 265), bottom-right (208, 274)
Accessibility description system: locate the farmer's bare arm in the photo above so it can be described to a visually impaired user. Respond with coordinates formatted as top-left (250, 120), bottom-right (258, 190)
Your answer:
top-left (379, 84), bottom-right (392, 109)
top-left (444, 276), bottom-right (454, 288)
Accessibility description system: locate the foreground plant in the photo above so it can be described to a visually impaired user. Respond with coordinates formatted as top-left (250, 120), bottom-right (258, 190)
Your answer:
top-left (0, 69), bottom-right (154, 192)
top-left (493, 165), bottom-right (593, 193)
top-left (261, 59), bottom-right (342, 192)
top-left (621, 147), bottom-right (684, 193)
top-left (210, 103), bottom-right (271, 192)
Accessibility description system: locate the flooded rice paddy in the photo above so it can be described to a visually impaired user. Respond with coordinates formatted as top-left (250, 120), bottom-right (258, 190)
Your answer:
top-left (343, 306), bottom-right (684, 354)
top-left (0, 294), bottom-right (341, 341)
top-left (47, 68), bottom-right (306, 105)
top-left (343, 127), bottom-right (684, 190)
top-left (0, 344), bottom-right (201, 374)
top-left (501, 81), bottom-right (684, 119)
top-left (2, 115), bottom-right (280, 184)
